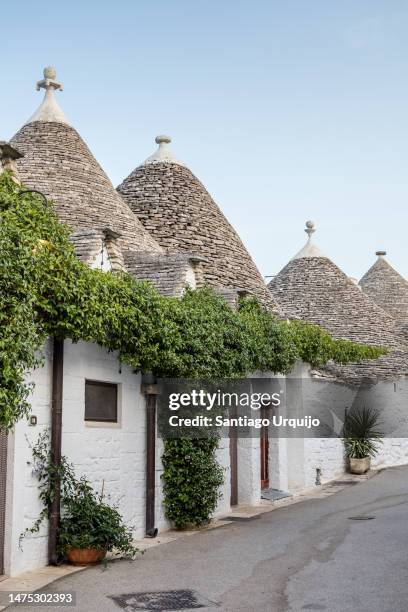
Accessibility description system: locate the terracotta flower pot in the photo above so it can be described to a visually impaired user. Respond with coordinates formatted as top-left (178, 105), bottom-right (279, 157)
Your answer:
top-left (349, 457), bottom-right (371, 475)
top-left (66, 547), bottom-right (106, 566)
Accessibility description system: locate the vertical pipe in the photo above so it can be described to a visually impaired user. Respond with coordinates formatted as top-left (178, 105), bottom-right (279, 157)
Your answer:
top-left (48, 337), bottom-right (64, 565)
top-left (142, 374), bottom-right (158, 538)
top-left (229, 404), bottom-right (238, 506)
top-left (0, 430), bottom-right (8, 575)
top-left (260, 406), bottom-right (269, 490)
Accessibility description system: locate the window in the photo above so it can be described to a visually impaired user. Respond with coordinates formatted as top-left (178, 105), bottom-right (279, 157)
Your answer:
top-left (85, 380), bottom-right (118, 422)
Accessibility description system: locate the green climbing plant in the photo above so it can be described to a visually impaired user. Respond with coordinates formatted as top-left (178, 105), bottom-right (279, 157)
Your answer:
top-left (0, 172), bottom-right (388, 528)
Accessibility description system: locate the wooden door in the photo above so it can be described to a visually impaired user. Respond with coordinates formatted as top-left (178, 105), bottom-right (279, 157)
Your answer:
top-left (229, 410), bottom-right (238, 506)
top-left (260, 408), bottom-right (269, 490)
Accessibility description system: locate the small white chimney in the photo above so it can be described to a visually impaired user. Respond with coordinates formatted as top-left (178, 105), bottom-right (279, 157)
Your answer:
top-left (0, 142), bottom-right (23, 184)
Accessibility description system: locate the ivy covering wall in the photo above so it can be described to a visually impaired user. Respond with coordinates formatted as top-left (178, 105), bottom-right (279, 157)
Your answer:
top-left (0, 173), bottom-right (387, 526)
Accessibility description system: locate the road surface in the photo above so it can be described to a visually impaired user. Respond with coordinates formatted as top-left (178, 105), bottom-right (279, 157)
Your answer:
top-left (8, 465), bottom-right (408, 611)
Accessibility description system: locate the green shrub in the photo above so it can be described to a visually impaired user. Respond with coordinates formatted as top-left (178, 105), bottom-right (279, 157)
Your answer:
top-left (161, 437), bottom-right (224, 528)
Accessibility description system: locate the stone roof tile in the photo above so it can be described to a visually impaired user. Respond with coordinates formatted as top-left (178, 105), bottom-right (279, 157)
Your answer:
top-left (359, 253), bottom-right (408, 335)
top-left (268, 224), bottom-right (408, 383)
top-left (117, 137), bottom-right (280, 312)
top-left (124, 251), bottom-right (199, 297)
top-left (12, 122), bottom-right (162, 255)
top-left (11, 68), bottom-right (162, 255)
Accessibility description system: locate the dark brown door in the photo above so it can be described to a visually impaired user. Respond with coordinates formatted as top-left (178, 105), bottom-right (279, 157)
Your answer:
top-left (0, 430), bottom-right (7, 575)
top-left (260, 408), bottom-right (269, 490)
top-left (229, 409), bottom-right (238, 506)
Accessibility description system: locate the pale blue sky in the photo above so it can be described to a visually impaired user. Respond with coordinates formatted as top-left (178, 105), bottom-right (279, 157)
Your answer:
top-left (2, 0), bottom-right (408, 280)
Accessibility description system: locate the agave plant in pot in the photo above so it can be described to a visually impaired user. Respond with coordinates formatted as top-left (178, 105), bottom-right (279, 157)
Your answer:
top-left (343, 406), bottom-right (383, 474)
top-left (58, 477), bottom-right (139, 566)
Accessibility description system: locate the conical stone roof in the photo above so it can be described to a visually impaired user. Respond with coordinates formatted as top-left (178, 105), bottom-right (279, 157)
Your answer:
top-left (359, 252), bottom-right (408, 335)
top-left (268, 222), bottom-right (408, 383)
top-left (117, 136), bottom-right (280, 311)
top-left (11, 67), bottom-right (161, 254)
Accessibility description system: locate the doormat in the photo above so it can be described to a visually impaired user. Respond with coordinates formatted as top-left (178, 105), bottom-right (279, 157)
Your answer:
top-left (329, 480), bottom-right (359, 486)
top-left (261, 488), bottom-right (292, 501)
top-left (228, 515), bottom-right (261, 522)
top-left (109, 589), bottom-right (219, 610)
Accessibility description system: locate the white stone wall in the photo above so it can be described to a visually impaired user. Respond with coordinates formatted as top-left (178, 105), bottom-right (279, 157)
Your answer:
top-left (359, 379), bottom-right (408, 469)
top-left (12, 349), bottom-right (408, 576)
top-left (237, 436), bottom-right (261, 505)
top-left (273, 362), bottom-right (408, 492)
top-left (61, 340), bottom-right (145, 535)
top-left (283, 363), bottom-right (349, 490)
top-left (303, 438), bottom-right (345, 487)
top-left (5, 340), bottom-right (53, 577)
top-left (215, 437), bottom-right (231, 515)
top-left (5, 340), bottom-right (147, 577)
top-left (5, 340), bottom-right (240, 576)
top-left (155, 436), bottom-right (171, 532)
top-left (268, 436), bottom-right (289, 491)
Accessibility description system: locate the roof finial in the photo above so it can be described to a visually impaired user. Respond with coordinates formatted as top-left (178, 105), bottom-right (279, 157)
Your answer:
top-left (36, 66), bottom-right (63, 92)
top-left (305, 220), bottom-right (315, 240)
top-left (376, 250), bottom-right (387, 258)
top-left (155, 135), bottom-right (172, 145)
top-left (142, 134), bottom-right (185, 166)
top-left (24, 66), bottom-right (69, 126)
top-left (290, 220), bottom-right (326, 260)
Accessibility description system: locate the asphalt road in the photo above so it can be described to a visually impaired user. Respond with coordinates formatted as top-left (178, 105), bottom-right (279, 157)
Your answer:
top-left (8, 465), bottom-right (408, 612)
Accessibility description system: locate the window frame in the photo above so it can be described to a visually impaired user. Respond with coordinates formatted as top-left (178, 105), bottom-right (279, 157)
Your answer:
top-left (84, 379), bottom-right (119, 424)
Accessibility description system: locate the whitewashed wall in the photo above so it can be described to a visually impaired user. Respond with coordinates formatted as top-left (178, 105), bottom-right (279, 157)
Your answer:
top-left (215, 437), bottom-right (231, 515)
top-left (155, 436), bottom-right (171, 532)
top-left (282, 362), bottom-right (350, 490)
top-left (12, 349), bottom-right (408, 576)
top-left (237, 436), bottom-right (261, 505)
top-left (5, 340), bottom-right (53, 576)
top-left (271, 362), bottom-right (408, 492)
top-left (5, 340), bottom-right (147, 577)
top-left (5, 340), bottom-right (239, 576)
top-left (61, 341), bottom-right (145, 536)
top-left (360, 379), bottom-right (408, 468)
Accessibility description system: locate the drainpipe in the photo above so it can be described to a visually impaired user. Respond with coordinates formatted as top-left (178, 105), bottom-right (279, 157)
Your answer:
top-left (13, 184), bottom-right (61, 562)
top-left (141, 373), bottom-right (158, 538)
top-left (48, 337), bottom-right (64, 565)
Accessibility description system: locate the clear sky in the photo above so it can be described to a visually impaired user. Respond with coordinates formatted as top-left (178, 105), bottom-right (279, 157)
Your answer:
top-left (2, 0), bottom-right (408, 280)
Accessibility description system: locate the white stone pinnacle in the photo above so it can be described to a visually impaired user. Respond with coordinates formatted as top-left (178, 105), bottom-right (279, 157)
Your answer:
top-left (305, 220), bottom-right (316, 239)
top-left (291, 220), bottom-right (327, 260)
top-left (25, 66), bottom-right (70, 126)
top-left (142, 135), bottom-right (185, 166)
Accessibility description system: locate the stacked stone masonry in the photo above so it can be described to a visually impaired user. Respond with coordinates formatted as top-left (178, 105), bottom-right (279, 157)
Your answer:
top-left (124, 251), bottom-right (205, 297)
top-left (360, 256), bottom-right (408, 336)
top-left (268, 256), bottom-right (408, 383)
top-left (11, 122), bottom-right (162, 255)
top-left (117, 162), bottom-right (280, 311)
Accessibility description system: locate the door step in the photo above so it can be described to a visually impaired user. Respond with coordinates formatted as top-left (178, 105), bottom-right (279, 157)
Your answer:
top-left (261, 488), bottom-right (292, 501)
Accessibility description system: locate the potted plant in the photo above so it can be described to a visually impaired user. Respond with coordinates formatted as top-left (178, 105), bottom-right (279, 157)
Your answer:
top-left (21, 432), bottom-right (139, 566)
top-left (343, 406), bottom-right (383, 474)
top-left (58, 478), bottom-right (139, 566)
